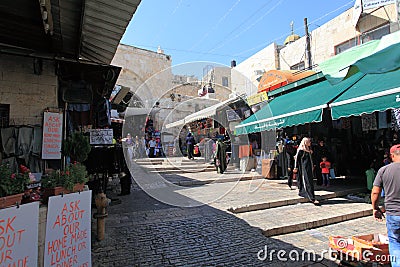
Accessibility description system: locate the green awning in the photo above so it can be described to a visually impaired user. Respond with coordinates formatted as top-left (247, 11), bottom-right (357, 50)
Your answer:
top-left (330, 69), bottom-right (400, 120)
top-left (235, 73), bottom-right (364, 135)
top-left (319, 31), bottom-right (400, 84)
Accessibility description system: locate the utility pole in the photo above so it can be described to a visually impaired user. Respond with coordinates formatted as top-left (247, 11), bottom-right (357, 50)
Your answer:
top-left (304, 18), bottom-right (312, 70)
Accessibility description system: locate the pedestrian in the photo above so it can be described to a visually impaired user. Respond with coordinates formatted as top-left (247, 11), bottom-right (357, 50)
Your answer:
top-left (365, 162), bottom-right (376, 191)
top-left (371, 144), bottom-right (400, 267)
top-left (286, 142), bottom-right (296, 189)
top-left (313, 139), bottom-right (330, 186)
top-left (320, 156), bottom-right (331, 187)
top-left (186, 132), bottom-right (195, 160)
top-left (293, 137), bottom-right (319, 205)
top-left (148, 137), bottom-right (157, 158)
top-left (124, 133), bottom-right (133, 161)
top-left (215, 139), bottom-right (227, 174)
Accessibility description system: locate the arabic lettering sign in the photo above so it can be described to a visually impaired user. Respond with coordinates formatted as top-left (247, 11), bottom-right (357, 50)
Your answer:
top-left (42, 112), bottom-right (63, 159)
top-left (0, 202), bottom-right (39, 266)
top-left (89, 129), bottom-right (113, 145)
top-left (44, 191), bottom-right (92, 267)
top-left (255, 119), bottom-right (286, 131)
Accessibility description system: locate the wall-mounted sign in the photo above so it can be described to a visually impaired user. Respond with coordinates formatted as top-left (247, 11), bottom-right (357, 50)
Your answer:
top-left (44, 191), bottom-right (92, 267)
top-left (42, 112), bottom-right (63, 159)
top-left (0, 202), bottom-right (39, 266)
top-left (89, 129), bottom-right (113, 145)
top-left (363, 0), bottom-right (395, 10)
top-left (247, 92), bottom-right (268, 106)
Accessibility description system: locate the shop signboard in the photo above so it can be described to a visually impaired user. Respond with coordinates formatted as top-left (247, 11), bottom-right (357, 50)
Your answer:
top-left (0, 202), bottom-right (39, 266)
top-left (42, 112), bottom-right (63, 159)
top-left (247, 92), bottom-right (268, 106)
top-left (44, 191), bottom-right (92, 267)
top-left (362, 0), bottom-right (395, 10)
top-left (89, 129), bottom-right (113, 145)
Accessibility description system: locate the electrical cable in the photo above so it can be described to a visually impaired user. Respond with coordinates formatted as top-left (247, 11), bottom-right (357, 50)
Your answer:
top-left (233, 0), bottom-right (354, 58)
top-left (189, 0), bottom-right (242, 51)
top-left (130, 1), bottom-right (355, 64)
top-left (208, 0), bottom-right (284, 53)
top-left (204, 0), bottom-right (274, 53)
top-left (151, 0), bottom-right (183, 44)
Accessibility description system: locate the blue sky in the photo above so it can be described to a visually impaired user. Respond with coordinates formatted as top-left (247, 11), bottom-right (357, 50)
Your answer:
top-left (122, 0), bottom-right (355, 68)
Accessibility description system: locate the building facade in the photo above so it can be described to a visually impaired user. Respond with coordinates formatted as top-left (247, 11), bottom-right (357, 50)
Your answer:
top-left (232, 3), bottom-right (399, 97)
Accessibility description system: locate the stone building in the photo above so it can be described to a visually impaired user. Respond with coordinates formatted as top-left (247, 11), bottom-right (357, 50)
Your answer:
top-left (232, 3), bottom-right (399, 97)
top-left (111, 44), bottom-right (173, 108)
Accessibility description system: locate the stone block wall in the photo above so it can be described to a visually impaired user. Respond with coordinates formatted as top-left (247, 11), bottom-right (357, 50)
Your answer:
top-left (0, 54), bottom-right (57, 125)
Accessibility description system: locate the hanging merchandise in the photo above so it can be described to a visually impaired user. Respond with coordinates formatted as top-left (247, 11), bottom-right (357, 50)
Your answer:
top-left (378, 111), bottom-right (388, 129)
top-left (361, 113), bottom-right (377, 131)
top-left (391, 108), bottom-right (400, 131)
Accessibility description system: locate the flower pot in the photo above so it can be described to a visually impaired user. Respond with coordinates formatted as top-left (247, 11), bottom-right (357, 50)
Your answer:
top-left (42, 183), bottom-right (85, 203)
top-left (0, 193), bottom-right (24, 209)
top-left (73, 183), bottom-right (85, 192)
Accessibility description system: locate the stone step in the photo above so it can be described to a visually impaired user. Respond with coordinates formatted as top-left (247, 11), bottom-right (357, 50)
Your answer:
top-left (168, 174), bottom-right (264, 186)
top-left (235, 197), bottom-right (372, 237)
top-left (148, 168), bottom-right (216, 173)
top-left (228, 187), bottom-right (366, 213)
top-left (145, 165), bottom-right (215, 171)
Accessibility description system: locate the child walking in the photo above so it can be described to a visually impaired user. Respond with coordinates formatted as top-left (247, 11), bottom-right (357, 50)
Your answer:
top-left (320, 156), bottom-right (331, 187)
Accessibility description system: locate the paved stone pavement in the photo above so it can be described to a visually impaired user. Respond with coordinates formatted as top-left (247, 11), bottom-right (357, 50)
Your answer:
top-left (91, 161), bottom-right (386, 267)
top-left (92, 190), bottom-right (337, 267)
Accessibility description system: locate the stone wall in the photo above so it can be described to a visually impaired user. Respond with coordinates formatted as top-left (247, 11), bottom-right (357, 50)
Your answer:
top-left (0, 54), bottom-right (57, 125)
top-left (111, 45), bottom-right (173, 108)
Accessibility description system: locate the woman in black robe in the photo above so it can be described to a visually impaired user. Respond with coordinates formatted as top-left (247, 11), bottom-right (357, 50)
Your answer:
top-left (215, 140), bottom-right (227, 174)
top-left (293, 137), bottom-right (319, 205)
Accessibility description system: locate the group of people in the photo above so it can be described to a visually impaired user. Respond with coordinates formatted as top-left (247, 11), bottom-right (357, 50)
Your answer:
top-left (124, 133), bottom-right (165, 159)
top-left (286, 137), bottom-right (332, 205)
top-left (291, 137), bottom-right (400, 266)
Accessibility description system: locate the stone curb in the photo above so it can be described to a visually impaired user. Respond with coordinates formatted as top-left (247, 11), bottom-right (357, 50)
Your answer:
top-left (228, 187), bottom-right (367, 213)
top-left (262, 208), bottom-right (373, 237)
top-left (175, 175), bottom-right (264, 186)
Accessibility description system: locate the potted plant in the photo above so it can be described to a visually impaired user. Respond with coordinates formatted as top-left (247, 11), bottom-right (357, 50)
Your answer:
top-left (62, 131), bottom-right (91, 163)
top-left (41, 162), bottom-right (89, 202)
top-left (0, 163), bottom-right (30, 208)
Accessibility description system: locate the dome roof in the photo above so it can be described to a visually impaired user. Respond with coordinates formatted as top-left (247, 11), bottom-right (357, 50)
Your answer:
top-left (284, 34), bottom-right (300, 45)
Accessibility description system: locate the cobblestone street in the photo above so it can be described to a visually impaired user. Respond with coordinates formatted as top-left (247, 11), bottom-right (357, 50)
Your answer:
top-left (91, 160), bottom-right (389, 266)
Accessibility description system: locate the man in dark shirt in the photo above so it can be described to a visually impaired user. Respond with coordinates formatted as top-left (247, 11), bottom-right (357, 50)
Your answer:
top-left (371, 144), bottom-right (400, 266)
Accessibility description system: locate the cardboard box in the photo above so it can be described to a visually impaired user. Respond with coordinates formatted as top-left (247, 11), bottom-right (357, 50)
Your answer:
top-left (262, 159), bottom-right (277, 179)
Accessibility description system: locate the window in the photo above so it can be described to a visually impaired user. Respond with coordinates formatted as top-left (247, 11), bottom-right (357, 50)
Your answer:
top-left (222, 77), bottom-right (229, 87)
top-left (290, 61), bottom-right (305, 71)
top-left (361, 24), bottom-right (390, 44)
top-left (335, 37), bottom-right (359, 55)
top-left (335, 24), bottom-right (391, 55)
